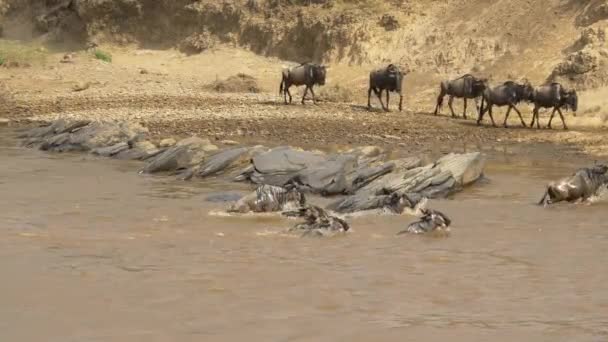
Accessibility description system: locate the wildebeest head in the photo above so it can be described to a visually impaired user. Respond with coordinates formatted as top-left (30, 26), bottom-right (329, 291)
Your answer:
top-left (284, 178), bottom-right (307, 207)
top-left (420, 208), bottom-right (452, 229)
top-left (386, 64), bottom-right (405, 92)
top-left (312, 64), bottom-right (327, 85)
top-left (517, 79), bottom-right (534, 102)
top-left (564, 89), bottom-right (578, 113)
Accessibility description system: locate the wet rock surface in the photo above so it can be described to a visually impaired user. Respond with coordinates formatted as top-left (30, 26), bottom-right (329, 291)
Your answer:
top-left (20, 119), bottom-right (487, 216)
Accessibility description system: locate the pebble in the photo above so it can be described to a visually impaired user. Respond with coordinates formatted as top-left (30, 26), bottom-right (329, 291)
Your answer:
top-left (159, 138), bottom-right (176, 147)
top-left (0, 118), bottom-right (9, 126)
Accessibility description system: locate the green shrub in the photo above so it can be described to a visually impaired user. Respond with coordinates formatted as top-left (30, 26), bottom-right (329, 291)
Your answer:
top-left (94, 49), bottom-right (112, 63)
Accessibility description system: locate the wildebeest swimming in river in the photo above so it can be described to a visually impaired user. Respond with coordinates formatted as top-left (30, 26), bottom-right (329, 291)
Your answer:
top-left (529, 82), bottom-right (578, 130)
top-left (283, 205), bottom-right (349, 237)
top-left (538, 164), bottom-right (608, 206)
top-left (228, 184), bottom-right (306, 213)
top-left (434, 74), bottom-right (488, 119)
top-left (367, 64), bottom-right (406, 112)
top-left (398, 208), bottom-right (451, 235)
top-left (279, 62), bottom-right (327, 105)
top-left (477, 80), bottom-right (534, 128)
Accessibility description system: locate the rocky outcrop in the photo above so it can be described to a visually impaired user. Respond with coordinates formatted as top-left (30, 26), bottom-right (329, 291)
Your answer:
top-left (549, 26), bottom-right (608, 89)
top-left (21, 119), bottom-right (148, 153)
top-left (329, 152), bottom-right (485, 214)
top-left (234, 146), bottom-right (395, 195)
top-left (21, 120), bottom-right (487, 216)
top-left (141, 137), bottom-right (217, 174)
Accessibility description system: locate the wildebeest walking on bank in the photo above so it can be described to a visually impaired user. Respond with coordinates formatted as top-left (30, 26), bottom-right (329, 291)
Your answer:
top-left (279, 62), bottom-right (327, 105)
top-left (367, 64), bottom-right (406, 112)
top-left (434, 74), bottom-right (487, 119)
top-left (477, 80), bottom-right (534, 128)
top-left (529, 82), bottom-right (578, 130)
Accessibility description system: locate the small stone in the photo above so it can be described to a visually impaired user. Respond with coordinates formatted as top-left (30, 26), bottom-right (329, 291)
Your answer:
top-left (72, 82), bottom-right (90, 92)
top-left (140, 68), bottom-right (149, 74)
top-left (202, 144), bottom-right (219, 152)
top-left (220, 140), bottom-right (239, 146)
top-left (352, 145), bottom-right (383, 158)
top-left (0, 118), bottom-right (9, 126)
top-left (159, 138), bottom-right (176, 147)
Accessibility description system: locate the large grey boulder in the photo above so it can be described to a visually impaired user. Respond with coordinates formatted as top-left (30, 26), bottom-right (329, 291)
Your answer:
top-left (115, 141), bottom-right (163, 161)
top-left (196, 146), bottom-right (264, 178)
top-left (26, 120), bottom-right (148, 153)
top-left (435, 152), bottom-right (485, 186)
top-left (142, 137), bottom-right (217, 174)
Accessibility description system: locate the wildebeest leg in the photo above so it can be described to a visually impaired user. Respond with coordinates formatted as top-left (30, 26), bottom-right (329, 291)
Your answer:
top-left (477, 97), bottom-right (486, 125)
top-left (398, 93), bottom-right (403, 112)
top-left (530, 105), bottom-right (540, 129)
top-left (462, 98), bottom-right (468, 119)
top-left (511, 105), bottom-right (527, 128)
top-left (367, 87), bottom-right (373, 110)
top-left (283, 84), bottom-right (288, 104)
top-left (503, 106), bottom-right (512, 128)
top-left (538, 190), bottom-right (550, 206)
top-left (309, 86), bottom-right (317, 104)
top-left (385, 90), bottom-right (390, 112)
top-left (448, 96), bottom-right (456, 118)
top-left (547, 108), bottom-right (557, 129)
top-left (434, 94), bottom-right (444, 115)
top-left (487, 105), bottom-right (496, 127)
top-left (301, 86), bottom-right (309, 104)
top-left (375, 88), bottom-right (387, 111)
top-left (557, 108), bottom-right (568, 130)
top-left (286, 86), bottom-right (293, 104)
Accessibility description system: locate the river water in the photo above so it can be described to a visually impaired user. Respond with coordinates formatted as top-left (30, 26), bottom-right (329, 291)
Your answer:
top-left (1, 127), bottom-right (607, 342)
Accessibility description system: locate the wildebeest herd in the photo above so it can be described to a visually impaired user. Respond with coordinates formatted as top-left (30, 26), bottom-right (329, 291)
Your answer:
top-left (280, 62), bottom-right (578, 130)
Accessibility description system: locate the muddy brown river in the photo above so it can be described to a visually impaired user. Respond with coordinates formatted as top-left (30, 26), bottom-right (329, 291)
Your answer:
top-left (1, 127), bottom-right (607, 341)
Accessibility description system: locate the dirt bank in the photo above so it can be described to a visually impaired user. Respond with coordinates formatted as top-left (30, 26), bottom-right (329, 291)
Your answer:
top-left (0, 46), bottom-right (607, 158)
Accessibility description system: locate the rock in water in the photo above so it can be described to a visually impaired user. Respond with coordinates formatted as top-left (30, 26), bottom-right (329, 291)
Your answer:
top-left (24, 120), bottom-right (147, 153)
top-left (115, 141), bottom-right (162, 160)
top-left (142, 137), bottom-right (215, 174)
top-left (197, 147), bottom-right (251, 178)
top-left (327, 192), bottom-right (422, 214)
top-left (435, 152), bottom-right (485, 186)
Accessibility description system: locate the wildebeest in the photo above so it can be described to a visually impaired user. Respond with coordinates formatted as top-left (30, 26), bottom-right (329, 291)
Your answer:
top-left (279, 62), bottom-right (327, 105)
top-left (327, 191), bottom-right (422, 214)
top-left (398, 208), bottom-right (451, 235)
top-left (283, 205), bottom-right (350, 237)
top-left (538, 164), bottom-right (608, 206)
top-left (367, 64), bottom-right (406, 112)
top-left (434, 74), bottom-right (488, 119)
top-left (529, 83), bottom-right (578, 130)
top-left (227, 184), bottom-right (306, 213)
top-left (477, 80), bottom-right (534, 127)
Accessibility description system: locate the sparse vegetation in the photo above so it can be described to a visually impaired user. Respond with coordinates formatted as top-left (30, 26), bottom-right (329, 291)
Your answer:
top-left (207, 73), bottom-right (261, 93)
top-left (318, 84), bottom-right (356, 103)
top-left (93, 49), bottom-right (112, 63)
top-left (0, 39), bottom-right (48, 67)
